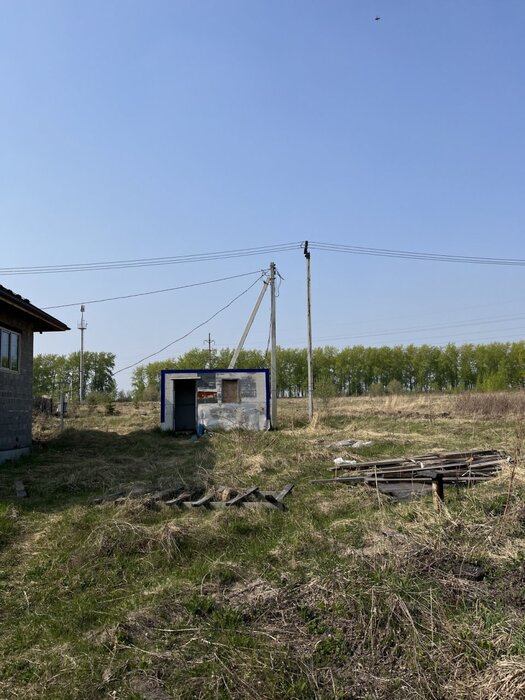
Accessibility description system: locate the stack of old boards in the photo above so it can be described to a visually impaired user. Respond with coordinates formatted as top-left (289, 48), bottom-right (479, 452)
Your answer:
top-left (313, 449), bottom-right (509, 501)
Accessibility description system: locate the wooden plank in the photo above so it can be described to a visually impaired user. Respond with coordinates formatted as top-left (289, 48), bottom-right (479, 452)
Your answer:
top-left (329, 456), bottom-right (410, 471)
top-left (363, 475), bottom-right (494, 483)
top-left (181, 500), bottom-right (281, 510)
top-left (312, 476), bottom-right (367, 484)
top-left (275, 483), bottom-right (294, 502)
top-left (377, 483), bottom-right (431, 499)
top-left (259, 492), bottom-right (285, 509)
top-left (357, 460), bottom-right (503, 476)
top-left (226, 486), bottom-right (260, 506)
top-left (328, 450), bottom-right (506, 472)
top-left (313, 474), bottom-right (495, 486)
top-left (189, 494), bottom-right (214, 507)
top-left (165, 491), bottom-right (192, 507)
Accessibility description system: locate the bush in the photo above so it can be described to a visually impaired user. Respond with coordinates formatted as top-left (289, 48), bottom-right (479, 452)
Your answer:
top-left (86, 391), bottom-right (115, 414)
top-left (315, 375), bottom-right (338, 415)
top-left (369, 382), bottom-right (385, 397)
top-left (386, 379), bottom-right (403, 395)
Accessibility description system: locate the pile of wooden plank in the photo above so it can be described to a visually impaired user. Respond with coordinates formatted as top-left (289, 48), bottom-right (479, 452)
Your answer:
top-left (312, 450), bottom-right (509, 500)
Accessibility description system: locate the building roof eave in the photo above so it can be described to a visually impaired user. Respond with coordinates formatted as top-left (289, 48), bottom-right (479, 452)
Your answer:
top-left (0, 286), bottom-right (69, 332)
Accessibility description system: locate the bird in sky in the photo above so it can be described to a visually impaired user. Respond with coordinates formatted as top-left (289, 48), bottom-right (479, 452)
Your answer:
top-left (375, 16), bottom-right (381, 21)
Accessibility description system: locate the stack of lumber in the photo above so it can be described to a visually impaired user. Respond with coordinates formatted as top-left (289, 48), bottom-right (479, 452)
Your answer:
top-left (312, 450), bottom-right (508, 500)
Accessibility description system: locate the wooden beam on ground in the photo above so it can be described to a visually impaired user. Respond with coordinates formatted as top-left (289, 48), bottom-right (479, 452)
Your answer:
top-left (188, 494), bottom-right (215, 508)
top-left (226, 486), bottom-right (260, 507)
top-left (275, 483), bottom-right (294, 502)
top-left (180, 500), bottom-right (281, 510)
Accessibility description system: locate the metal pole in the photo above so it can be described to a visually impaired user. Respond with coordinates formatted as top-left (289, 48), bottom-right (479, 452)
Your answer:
top-left (304, 241), bottom-right (314, 421)
top-left (270, 262), bottom-right (278, 428)
top-left (228, 275), bottom-right (270, 369)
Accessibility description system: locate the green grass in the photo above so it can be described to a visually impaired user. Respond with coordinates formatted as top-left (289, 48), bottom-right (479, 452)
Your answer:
top-left (1, 396), bottom-right (525, 698)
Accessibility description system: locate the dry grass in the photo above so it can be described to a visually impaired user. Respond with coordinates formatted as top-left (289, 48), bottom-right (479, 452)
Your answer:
top-left (455, 390), bottom-right (525, 418)
top-left (2, 394), bottom-right (525, 698)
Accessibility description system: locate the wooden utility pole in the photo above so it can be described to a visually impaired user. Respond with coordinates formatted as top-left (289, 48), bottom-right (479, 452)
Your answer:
top-left (270, 262), bottom-right (278, 428)
top-left (304, 241), bottom-right (314, 421)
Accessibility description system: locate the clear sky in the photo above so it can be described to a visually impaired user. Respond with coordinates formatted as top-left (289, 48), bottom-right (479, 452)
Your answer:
top-left (1, 1), bottom-right (524, 390)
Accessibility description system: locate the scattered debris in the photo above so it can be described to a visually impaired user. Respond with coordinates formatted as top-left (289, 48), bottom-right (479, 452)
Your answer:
top-left (333, 457), bottom-right (357, 468)
top-left (313, 450), bottom-right (508, 501)
top-left (15, 480), bottom-right (27, 498)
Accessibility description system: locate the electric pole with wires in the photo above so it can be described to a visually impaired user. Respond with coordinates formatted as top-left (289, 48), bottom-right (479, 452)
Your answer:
top-left (204, 332), bottom-right (215, 367)
top-left (270, 262), bottom-right (278, 428)
top-left (304, 241), bottom-right (314, 421)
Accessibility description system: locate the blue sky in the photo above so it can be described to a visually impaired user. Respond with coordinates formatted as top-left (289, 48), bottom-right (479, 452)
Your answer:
top-left (1, 1), bottom-right (524, 389)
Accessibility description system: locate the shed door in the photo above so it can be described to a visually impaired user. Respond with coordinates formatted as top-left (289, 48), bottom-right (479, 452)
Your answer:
top-left (173, 379), bottom-right (197, 431)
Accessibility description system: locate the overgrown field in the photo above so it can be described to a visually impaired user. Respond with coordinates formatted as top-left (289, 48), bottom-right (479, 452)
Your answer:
top-left (2, 393), bottom-right (525, 699)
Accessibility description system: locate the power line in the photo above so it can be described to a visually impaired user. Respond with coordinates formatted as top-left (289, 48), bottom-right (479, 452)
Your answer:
top-left (5, 239), bottom-right (525, 276)
top-left (113, 273), bottom-right (266, 376)
top-left (310, 242), bottom-right (525, 267)
top-left (42, 270), bottom-right (266, 309)
top-left (0, 243), bottom-right (301, 275)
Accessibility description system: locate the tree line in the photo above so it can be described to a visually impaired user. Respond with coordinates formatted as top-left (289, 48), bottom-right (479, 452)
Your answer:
top-left (33, 343), bottom-right (525, 402)
top-left (130, 341), bottom-right (525, 400)
top-left (33, 351), bottom-right (116, 401)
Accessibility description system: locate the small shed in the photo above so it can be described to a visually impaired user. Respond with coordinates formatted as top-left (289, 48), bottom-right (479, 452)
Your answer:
top-left (0, 284), bottom-right (69, 463)
top-left (160, 368), bottom-right (270, 432)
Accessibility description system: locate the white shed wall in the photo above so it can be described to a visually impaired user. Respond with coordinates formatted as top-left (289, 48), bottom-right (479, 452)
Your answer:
top-left (161, 370), bottom-right (269, 432)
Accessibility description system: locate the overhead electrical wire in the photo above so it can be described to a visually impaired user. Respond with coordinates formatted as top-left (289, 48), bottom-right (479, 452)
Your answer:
top-left (113, 272), bottom-right (268, 376)
top-left (42, 270), bottom-right (267, 309)
top-left (5, 239), bottom-right (525, 276)
top-left (309, 242), bottom-right (525, 267)
top-left (0, 243), bottom-right (301, 275)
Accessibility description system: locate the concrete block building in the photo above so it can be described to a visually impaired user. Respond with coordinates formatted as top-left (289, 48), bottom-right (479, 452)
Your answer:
top-left (0, 285), bottom-right (68, 463)
top-left (160, 368), bottom-right (270, 432)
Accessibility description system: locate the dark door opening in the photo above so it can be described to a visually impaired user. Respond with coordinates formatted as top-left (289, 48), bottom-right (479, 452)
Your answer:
top-left (173, 379), bottom-right (197, 431)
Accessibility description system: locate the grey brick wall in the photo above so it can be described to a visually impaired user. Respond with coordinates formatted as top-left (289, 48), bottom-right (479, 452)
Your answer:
top-left (0, 309), bottom-right (33, 452)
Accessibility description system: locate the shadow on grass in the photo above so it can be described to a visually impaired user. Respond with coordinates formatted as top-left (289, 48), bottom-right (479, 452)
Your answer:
top-left (0, 427), bottom-right (213, 512)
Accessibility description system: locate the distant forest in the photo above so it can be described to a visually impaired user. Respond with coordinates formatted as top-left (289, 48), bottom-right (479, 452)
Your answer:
top-left (33, 342), bottom-right (525, 402)
top-left (130, 342), bottom-right (525, 400)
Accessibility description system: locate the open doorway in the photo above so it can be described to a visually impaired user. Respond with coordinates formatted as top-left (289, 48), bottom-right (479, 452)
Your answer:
top-left (172, 379), bottom-right (197, 432)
